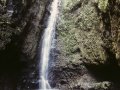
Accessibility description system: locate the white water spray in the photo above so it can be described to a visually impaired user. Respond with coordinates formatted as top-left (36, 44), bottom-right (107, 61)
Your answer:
top-left (39, 0), bottom-right (59, 89)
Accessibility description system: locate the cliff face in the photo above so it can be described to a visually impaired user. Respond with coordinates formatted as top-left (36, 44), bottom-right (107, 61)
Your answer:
top-left (57, 0), bottom-right (120, 66)
top-left (0, 0), bottom-right (48, 60)
top-left (0, 0), bottom-right (120, 90)
top-left (0, 0), bottom-right (49, 89)
top-left (50, 0), bottom-right (120, 90)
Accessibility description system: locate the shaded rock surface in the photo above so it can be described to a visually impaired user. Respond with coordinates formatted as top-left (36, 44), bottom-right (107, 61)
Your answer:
top-left (0, 0), bottom-right (50, 89)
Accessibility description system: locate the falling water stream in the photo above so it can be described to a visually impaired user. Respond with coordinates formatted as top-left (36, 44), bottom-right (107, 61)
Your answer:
top-left (39, 0), bottom-right (59, 89)
top-left (7, 0), bottom-right (14, 16)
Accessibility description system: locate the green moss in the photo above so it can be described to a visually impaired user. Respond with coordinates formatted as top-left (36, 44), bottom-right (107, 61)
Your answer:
top-left (63, 0), bottom-right (81, 10)
top-left (58, 14), bottom-right (78, 55)
top-left (57, 0), bottom-right (107, 65)
top-left (98, 0), bottom-right (108, 13)
top-left (95, 81), bottom-right (111, 90)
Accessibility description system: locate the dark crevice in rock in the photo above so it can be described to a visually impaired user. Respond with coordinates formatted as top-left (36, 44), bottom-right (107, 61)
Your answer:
top-left (85, 51), bottom-right (120, 83)
top-left (85, 45), bottom-right (119, 83)
top-left (102, 12), bottom-right (111, 39)
top-left (104, 46), bottom-right (118, 65)
top-left (71, 47), bottom-right (81, 53)
top-left (0, 35), bottom-right (22, 90)
top-left (70, 1), bottom-right (82, 13)
top-left (60, 80), bottom-right (67, 85)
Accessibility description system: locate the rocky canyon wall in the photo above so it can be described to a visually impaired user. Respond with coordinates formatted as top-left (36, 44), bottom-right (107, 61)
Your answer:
top-left (0, 0), bottom-right (120, 90)
top-left (50, 0), bottom-right (120, 90)
top-left (0, 0), bottom-right (49, 89)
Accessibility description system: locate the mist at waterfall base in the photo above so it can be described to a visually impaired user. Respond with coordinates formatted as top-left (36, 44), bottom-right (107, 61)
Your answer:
top-left (39, 0), bottom-right (59, 90)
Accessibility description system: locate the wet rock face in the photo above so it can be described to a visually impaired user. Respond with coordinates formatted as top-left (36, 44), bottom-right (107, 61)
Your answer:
top-left (20, 0), bottom-right (48, 61)
top-left (0, 0), bottom-right (49, 89)
top-left (50, 0), bottom-right (120, 90)
top-left (0, 0), bottom-right (48, 59)
top-left (0, 0), bottom-right (15, 50)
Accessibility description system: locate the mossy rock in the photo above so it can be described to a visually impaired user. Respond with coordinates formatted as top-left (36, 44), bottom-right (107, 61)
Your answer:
top-left (57, 0), bottom-right (108, 65)
top-left (98, 0), bottom-right (108, 13)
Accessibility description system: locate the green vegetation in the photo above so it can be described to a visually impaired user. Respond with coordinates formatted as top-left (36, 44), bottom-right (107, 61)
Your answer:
top-left (98, 0), bottom-right (108, 12)
top-left (57, 0), bottom-right (107, 65)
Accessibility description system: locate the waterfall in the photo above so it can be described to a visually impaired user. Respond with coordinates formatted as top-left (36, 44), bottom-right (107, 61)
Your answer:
top-left (39, 0), bottom-right (59, 89)
top-left (7, 0), bottom-right (14, 16)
